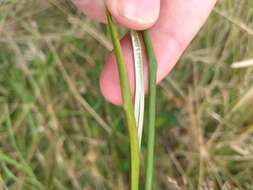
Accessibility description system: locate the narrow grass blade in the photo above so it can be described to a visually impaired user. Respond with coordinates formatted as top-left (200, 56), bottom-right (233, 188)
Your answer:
top-left (231, 59), bottom-right (253, 68)
top-left (229, 86), bottom-right (253, 125)
top-left (106, 10), bottom-right (140, 190)
top-left (142, 30), bottom-right (157, 190)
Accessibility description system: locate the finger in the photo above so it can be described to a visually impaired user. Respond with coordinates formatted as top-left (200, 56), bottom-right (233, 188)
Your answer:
top-left (72, 0), bottom-right (106, 23)
top-left (106, 0), bottom-right (160, 30)
top-left (100, 0), bottom-right (218, 105)
top-left (73, 0), bottom-right (161, 30)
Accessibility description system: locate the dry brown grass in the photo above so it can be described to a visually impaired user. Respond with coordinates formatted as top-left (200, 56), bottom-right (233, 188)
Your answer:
top-left (0, 0), bottom-right (253, 189)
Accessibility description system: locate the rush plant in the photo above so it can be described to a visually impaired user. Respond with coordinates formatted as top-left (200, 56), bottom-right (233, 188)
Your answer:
top-left (106, 10), bottom-right (157, 190)
top-left (106, 11), bottom-right (140, 190)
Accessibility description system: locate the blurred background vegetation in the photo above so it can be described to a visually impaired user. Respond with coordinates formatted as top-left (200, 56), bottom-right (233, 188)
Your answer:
top-left (0, 0), bottom-right (253, 189)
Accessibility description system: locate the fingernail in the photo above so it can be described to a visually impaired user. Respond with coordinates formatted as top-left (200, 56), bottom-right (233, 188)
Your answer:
top-left (117, 0), bottom-right (160, 25)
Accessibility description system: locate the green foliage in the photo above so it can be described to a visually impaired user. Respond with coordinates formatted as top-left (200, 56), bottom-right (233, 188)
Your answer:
top-left (0, 0), bottom-right (253, 189)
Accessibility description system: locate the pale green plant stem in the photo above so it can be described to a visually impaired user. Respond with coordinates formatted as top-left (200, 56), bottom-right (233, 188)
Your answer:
top-left (142, 30), bottom-right (157, 190)
top-left (106, 11), bottom-right (140, 190)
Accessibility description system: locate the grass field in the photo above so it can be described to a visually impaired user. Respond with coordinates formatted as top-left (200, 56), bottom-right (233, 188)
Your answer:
top-left (0, 0), bottom-right (253, 189)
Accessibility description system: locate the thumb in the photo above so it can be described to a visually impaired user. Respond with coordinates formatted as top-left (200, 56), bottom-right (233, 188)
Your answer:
top-left (106, 0), bottom-right (160, 30)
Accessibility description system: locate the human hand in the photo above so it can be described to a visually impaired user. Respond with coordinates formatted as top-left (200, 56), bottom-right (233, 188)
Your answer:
top-left (72, 0), bottom-right (217, 105)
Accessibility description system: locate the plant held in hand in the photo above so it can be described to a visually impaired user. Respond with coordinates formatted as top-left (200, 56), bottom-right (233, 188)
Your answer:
top-left (106, 10), bottom-right (157, 190)
top-left (106, 10), bottom-right (140, 190)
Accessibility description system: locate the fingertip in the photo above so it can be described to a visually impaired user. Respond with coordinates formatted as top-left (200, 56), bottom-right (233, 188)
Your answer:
top-left (100, 35), bottom-right (137, 105)
top-left (106, 0), bottom-right (160, 30)
top-left (72, 0), bottom-right (106, 23)
top-left (99, 54), bottom-right (122, 105)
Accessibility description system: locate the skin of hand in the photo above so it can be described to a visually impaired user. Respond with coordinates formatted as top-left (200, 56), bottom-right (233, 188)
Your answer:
top-left (72, 0), bottom-right (218, 105)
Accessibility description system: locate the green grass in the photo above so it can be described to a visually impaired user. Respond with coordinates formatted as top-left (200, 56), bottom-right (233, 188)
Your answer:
top-left (0, 0), bottom-right (253, 189)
